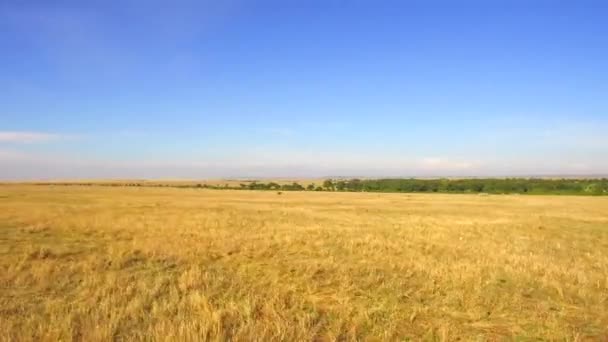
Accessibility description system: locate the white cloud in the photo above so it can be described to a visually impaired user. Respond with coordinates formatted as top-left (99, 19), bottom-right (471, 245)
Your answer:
top-left (0, 149), bottom-right (28, 160)
top-left (535, 120), bottom-right (608, 150)
top-left (0, 144), bottom-right (606, 180)
top-left (420, 157), bottom-right (476, 170)
top-left (0, 131), bottom-right (64, 143)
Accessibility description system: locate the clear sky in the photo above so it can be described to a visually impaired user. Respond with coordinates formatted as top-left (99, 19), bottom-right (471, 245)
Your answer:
top-left (1, 0), bottom-right (607, 179)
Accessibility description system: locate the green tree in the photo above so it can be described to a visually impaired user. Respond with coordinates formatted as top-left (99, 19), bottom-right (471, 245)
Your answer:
top-left (267, 182), bottom-right (281, 190)
top-left (336, 181), bottom-right (346, 191)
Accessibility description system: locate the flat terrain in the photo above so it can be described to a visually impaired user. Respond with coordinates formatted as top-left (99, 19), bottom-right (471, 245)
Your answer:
top-left (1, 186), bottom-right (607, 340)
top-left (3, 178), bottom-right (323, 188)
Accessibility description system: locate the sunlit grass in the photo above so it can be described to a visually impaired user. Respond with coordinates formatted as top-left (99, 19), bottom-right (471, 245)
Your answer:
top-left (1, 185), bottom-right (607, 340)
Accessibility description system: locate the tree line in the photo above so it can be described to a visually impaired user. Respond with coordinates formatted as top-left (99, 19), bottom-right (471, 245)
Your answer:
top-left (205, 178), bottom-right (608, 195)
top-left (23, 178), bottom-right (608, 195)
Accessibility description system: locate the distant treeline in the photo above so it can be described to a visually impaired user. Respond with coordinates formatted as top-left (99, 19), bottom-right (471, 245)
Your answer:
top-left (23, 178), bottom-right (608, 195)
top-left (235, 178), bottom-right (608, 195)
top-left (316, 178), bottom-right (608, 195)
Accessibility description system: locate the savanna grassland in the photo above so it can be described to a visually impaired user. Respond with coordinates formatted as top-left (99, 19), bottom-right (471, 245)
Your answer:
top-left (1, 185), bottom-right (607, 341)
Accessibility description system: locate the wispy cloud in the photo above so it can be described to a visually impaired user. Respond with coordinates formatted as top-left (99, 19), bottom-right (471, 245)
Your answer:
top-left (0, 131), bottom-right (65, 143)
top-left (420, 157), bottom-right (476, 170)
top-left (0, 148), bottom-right (28, 160)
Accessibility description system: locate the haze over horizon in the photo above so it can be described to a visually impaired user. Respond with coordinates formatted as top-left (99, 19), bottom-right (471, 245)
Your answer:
top-left (2, 1), bottom-right (607, 180)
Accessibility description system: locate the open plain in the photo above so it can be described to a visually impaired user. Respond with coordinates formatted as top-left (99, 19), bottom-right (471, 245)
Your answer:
top-left (1, 185), bottom-right (607, 340)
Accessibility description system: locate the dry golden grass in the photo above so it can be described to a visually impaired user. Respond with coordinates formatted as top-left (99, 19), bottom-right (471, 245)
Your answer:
top-left (1, 185), bottom-right (607, 341)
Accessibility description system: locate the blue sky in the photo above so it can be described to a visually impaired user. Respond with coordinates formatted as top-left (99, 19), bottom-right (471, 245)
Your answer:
top-left (1, 0), bottom-right (607, 179)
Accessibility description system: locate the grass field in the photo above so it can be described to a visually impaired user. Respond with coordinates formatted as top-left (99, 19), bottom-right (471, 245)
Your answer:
top-left (1, 185), bottom-right (607, 340)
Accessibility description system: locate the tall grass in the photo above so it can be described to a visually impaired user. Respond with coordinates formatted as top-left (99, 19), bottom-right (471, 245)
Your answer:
top-left (1, 185), bottom-right (607, 340)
